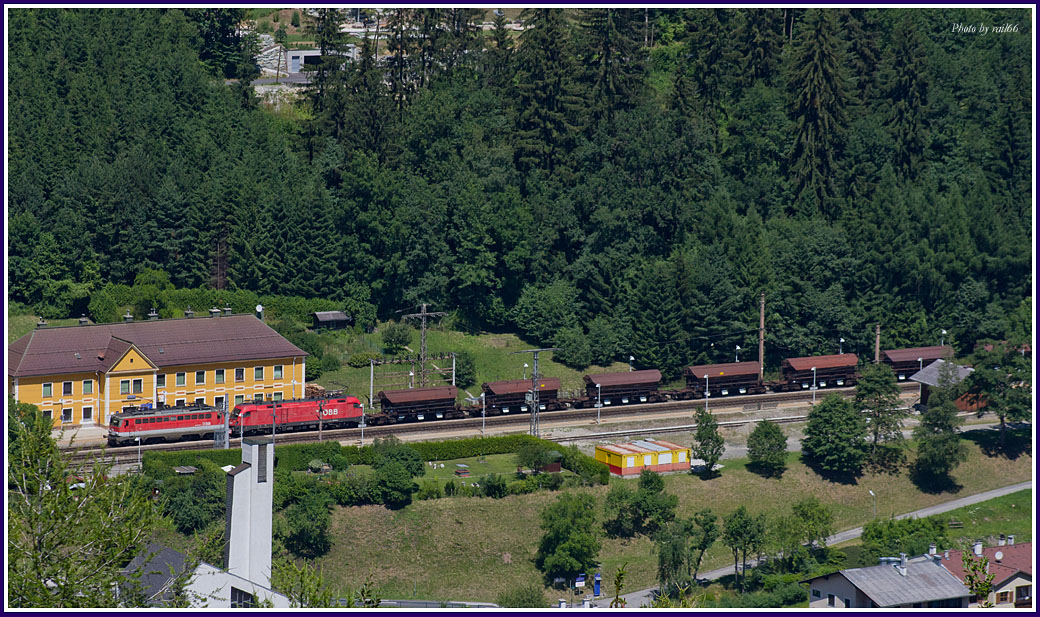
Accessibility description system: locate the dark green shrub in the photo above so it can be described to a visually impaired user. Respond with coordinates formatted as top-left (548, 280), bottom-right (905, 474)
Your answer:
top-left (417, 480), bottom-right (444, 500)
top-left (291, 10), bottom-right (300, 27)
top-left (481, 473), bottom-right (508, 498)
top-left (348, 351), bottom-right (381, 368)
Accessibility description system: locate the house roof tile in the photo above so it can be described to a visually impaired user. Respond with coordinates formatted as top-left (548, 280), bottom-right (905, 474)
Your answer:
top-left (8, 315), bottom-right (307, 378)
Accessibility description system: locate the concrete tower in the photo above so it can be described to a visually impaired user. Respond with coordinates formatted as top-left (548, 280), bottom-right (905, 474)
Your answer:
top-left (224, 437), bottom-right (274, 588)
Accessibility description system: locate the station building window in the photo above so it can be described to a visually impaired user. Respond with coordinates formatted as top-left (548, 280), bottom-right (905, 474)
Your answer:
top-left (83, 380), bottom-right (93, 394)
top-left (274, 365), bottom-right (283, 379)
top-left (63, 381), bottom-right (73, 396)
top-left (43, 383), bottom-right (53, 397)
top-left (254, 366), bottom-right (264, 381)
top-left (196, 371), bottom-right (205, 385)
top-left (176, 373), bottom-right (186, 387)
top-left (215, 369), bottom-right (225, 384)
top-left (235, 368), bottom-right (245, 383)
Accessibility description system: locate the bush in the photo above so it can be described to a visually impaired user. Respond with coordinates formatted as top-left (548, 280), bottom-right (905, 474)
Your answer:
top-left (308, 459), bottom-right (324, 473)
top-left (507, 477), bottom-right (539, 495)
top-left (453, 349), bottom-right (476, 388)
top-left (416, 480), bottom-right (444, 500)
top-left (374, 461), bottom-right (416, 509)
top-left (348, 351), bottom-right (382, 369)
top-left (558, 444), bottom-right (609, 485)
top-left (291, 10), bottom-right (300, 27)
top-left (496, 584), bottom-right (548, 608)
top-left (481, 473), bottom-right (508, 499)
top-left (283, 495), bottom-right (332, 558)
top-left (748, 420), bottom-right (788, 477)
top-left (380, 321), bottom-right (413, 354)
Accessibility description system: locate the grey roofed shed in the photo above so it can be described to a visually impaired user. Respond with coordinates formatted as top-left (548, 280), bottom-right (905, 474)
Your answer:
top-left (311, 311), bottom-right (352, 330)
top-left (909, 359), bottom-right (974, 387)
top-left (838, 560), bottom-right (970, 607)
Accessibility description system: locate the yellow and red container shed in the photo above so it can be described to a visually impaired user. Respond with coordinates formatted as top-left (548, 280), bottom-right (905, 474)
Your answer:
top-left (595, 439), bottom-right (690, 477)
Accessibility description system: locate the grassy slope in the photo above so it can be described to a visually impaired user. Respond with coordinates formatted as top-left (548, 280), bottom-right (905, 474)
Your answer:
top-left (318, 439), bottom-right (1033, 603)
top-left (8, 308), bottom-right (83, 343)
top-left (314, 325), bottom-right (638, 402)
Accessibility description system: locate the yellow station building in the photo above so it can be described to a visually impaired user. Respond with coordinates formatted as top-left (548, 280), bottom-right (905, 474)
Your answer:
top-left (8, 313), bottom-right (308, 427)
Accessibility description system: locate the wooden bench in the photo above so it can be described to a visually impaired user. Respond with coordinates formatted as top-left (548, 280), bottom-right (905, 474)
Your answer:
top-left (948, 520), bottom-right (964, 529)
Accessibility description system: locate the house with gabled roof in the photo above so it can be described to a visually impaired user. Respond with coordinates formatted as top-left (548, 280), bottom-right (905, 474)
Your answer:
top-left (9, 313), bottom-right (307, 427)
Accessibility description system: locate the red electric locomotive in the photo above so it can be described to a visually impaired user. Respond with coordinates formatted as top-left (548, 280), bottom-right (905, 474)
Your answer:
top-left (230, 396), bottom-right (364, 436)
top-left (108, 403), bottom-right (226, 446)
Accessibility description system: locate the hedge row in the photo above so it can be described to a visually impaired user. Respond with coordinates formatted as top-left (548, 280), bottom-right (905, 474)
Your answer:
top-left (143, 434), bottom-right (609, 485)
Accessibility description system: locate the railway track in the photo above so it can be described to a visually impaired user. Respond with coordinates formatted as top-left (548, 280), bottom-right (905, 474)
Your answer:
top-left (63, 382), bottom-right (921, 465)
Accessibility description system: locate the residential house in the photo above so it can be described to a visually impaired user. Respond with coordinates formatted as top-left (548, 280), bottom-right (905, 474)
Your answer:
top-left (804, 554), bottom-right (970, 608)
top-left (943, 539), bottom-right (1032, 608)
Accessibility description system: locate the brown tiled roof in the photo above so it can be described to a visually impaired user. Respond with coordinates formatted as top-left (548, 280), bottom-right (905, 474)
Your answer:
top-left (378, 386), bottom-right (458, 404)
top-left (685, 361), bottom-right (761, 379)
top-left (482, 378), bottom-right (561, 395)
top-left (584, 369), bottom-right (662, 387)
top-left (784, 354), bottom-right (858, 371)
top-left (882, 346), bottom-right (953, 363)
top-left (8, 315), bottom-right (308, 378)
top-left (943, 543), bottom-right (1032, 587)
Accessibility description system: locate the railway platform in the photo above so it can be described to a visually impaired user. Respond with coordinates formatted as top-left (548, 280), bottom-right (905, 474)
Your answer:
top-left (51, 424), bottom-right (107, 447)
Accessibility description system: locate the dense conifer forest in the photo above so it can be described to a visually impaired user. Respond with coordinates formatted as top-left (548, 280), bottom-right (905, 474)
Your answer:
top-left (7, 8), bottom-right (1032, 376)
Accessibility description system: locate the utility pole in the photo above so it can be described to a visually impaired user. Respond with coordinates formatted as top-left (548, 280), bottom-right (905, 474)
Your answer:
top-left (759, 292), bottom-right (765, 382)
top-left (511, 348), bottom-right (558, 438)
top-left (874, 324), bottom-right (881, 364)
top-left (402, 303), bottom-right (447, 387)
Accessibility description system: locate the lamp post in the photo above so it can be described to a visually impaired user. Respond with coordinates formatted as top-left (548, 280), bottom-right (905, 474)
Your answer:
top-left (523, 363), bottom-right (528, 380)
top-left (628, 356), bottom-right (635, 372)
top-left (918, 358), bottom-right (923, 399)
top-left (481, 392), bottom-right (486, 438)
top-left (811, 366), bottom-right (817, 404)
top-left (595, 383), bottom-right (602, 425)
top-left (735, 345), bottom-right (741, 362)
top-left (704, 375), bottom-right (709, 414)
top-left (359, 403), bottom-right (366, 444)
top-left (135, 436), bottom-right (141, 469)
top-left (839, 337), bottom-right (845, 355)
top-left (409, 371), bottom-right (414, 389)
top-left (868, 489), bottom-right (877, 519)
top-left (941, 329), bottom-right (947, 347)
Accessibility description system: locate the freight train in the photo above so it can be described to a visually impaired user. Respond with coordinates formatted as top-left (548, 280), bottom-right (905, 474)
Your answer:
top-left (106, 345), bottom-right (951, 446)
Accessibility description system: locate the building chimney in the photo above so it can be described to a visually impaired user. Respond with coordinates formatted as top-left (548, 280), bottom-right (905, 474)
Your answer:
top-left (900, 553), bottom-right (907, 567)
top-left (36, 318), bottom-right (47, 329)
top-left (255, 304), bottom-right (264, 321)
top-left (973, 541), bottom-right (983, 556)
top-left (929, 544), bottom-right (937, 555)
top-left (998, 535), bottom-right (1005, 546)
top-left (223, 303), bottom-right (232, 316)
top-left (1007, 535), bottom-right (1014, 546)
top-left (224, 437), bottom-right (274, 588)
top-left (209, 307), bottom-right (221, 318)
top-left (944, 550), bottom-right (950, 560)
top-left (147, 307), bottom-right (159, 320)
top-left (896, 553), bottom-right (908, 577)
top-left (123, 310), bottom-right (133, 322)
top-left (184, 305), bottom-right (194, 319)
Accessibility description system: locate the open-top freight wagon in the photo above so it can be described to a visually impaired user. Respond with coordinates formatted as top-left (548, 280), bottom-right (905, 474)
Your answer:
top-left (778, 354), bottom-right (859, 391)
top-left (682, 361), bottom-right (766, 398)
top-left (882, 346), bottom-right (954, 381)
top-left (575, 369), bottom-right (666, 408)
top-left (480, 378), bottom-right (564, 415)
top-left (376, 386), bottom-right (463, 423)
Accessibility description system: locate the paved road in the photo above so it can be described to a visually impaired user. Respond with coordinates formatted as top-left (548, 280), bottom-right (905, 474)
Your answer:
top-left (594, 473), bottom-right (1032, 608)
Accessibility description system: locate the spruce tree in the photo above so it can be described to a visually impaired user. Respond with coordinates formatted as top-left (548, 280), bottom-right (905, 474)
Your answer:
top-left (514, 8), bottom-right (583, 175)
top-left (881, 14), bottom-right (929, 179)
top-left (576, 8), bottom-right (645, 126)
top-left (801, 394), bottom-right (867, 475)
top-left (733, 9), bottom-right (784, 90)
top-left (785, 8), bottom-right (851, 217)
top-left (912, 362), bottom-right (967, 481)
top-left (855, 363), bottom-right (906, 467)
top-left (693, 406), bottom-right (725, 478)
